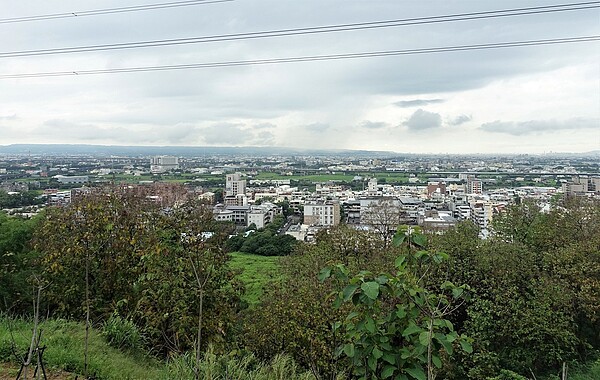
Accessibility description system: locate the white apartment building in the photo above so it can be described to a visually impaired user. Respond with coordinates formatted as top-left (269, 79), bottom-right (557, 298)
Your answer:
top-left (470, 200), bottom-right (493, 232)
top-left (225, 172), bottom-right (246, 197)
top-left (150, 156), bottom-right (179, 173)
top-left (304, 200), bottom-right (340, 226)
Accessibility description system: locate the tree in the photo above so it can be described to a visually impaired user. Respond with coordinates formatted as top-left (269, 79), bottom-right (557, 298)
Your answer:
top-left (0, 212), bottom-right (40, 312)
top-left (243, 225), bottom-right (394, 377)
top-left (36, 186), bottom-right (161, 319)
top-left (319, 229), bottom-right (472, 380)
top-left (362, 198), bottom-right (407, 246)
top-left (36, 186), bottom-right (162, 376)
top-left (134, 199), bottom-right (242, 357)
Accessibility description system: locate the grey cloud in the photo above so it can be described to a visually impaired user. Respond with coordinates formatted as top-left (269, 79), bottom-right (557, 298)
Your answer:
top-left (40, 119), bottom-right (202, 144)
top-left (480, 118), bottom-right (600, 136)
top-left (394, 99), bottom-right (444, 108)
top-left (0, 114), bottom-right (17, 120)
top-left (359, 121), bottom-right (388, 129)
top-left (304, 123), bottom-right (330, 132)
top-left (255, 131), bottom-right (275, 145)
top-left (200, 123), bottom-right (252, 144)
top-left (449, 114), bottom-right (472, 126)
top-left (402, 109), bottom-right (442, 131)
top-left (253, 123), bottom-right (277, 130)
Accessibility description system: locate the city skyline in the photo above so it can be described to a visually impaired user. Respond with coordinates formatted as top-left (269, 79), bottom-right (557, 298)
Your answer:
top-left (1, 0), bottom-right (599, 153)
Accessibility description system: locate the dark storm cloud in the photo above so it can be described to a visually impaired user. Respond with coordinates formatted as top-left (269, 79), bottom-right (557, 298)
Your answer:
top-left (480, 118), bottom-right (600, 135)
top-left (402, 109), bottom-right (442, 131)
top-left (394, 99), bottom-right (445, 108)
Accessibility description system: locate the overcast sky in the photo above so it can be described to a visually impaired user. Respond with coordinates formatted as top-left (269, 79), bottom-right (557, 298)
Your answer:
top-left (1, 0), bottom-right (599, 153)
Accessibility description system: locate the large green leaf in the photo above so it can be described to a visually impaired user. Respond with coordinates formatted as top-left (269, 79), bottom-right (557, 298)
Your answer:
top-left (372, 346), bottom-right (384, 359)
top-left (394, 255), bottom-right (407, 268)
top-left (343, 343), bottom-right (356, 358)
top-left (405, 365), bottom-right (426, 380)
top-left (392, 233), bottom-right (406, 247)
top-left (361, 281), bottom-right (380, 300)
top-left (411, 234), bottom-right (428, 248)
top-left (402, 322), bottom-right (422, 337)
top-left (317, 267), bottom-right (331, 282)
top-left (460, 339), bottom-right (473, 353)
top-left (382, 365), bottom-right (396, 379)
top-left (343, 284), bottom-right (359, 301)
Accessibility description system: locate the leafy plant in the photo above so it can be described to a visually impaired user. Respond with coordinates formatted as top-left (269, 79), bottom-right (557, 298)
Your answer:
top-left (102, 313), bottom-right (145, 352)
top-left (319, 229), bottom-right (472, 380)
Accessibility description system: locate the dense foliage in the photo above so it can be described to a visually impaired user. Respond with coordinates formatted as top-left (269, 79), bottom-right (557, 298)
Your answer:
top-left (1, 188), bottom-right (599, 379)
top-left (0, 212), bottom-right (40, 312)
top-left (429, 197), bottom-right (600, 378)
top-left (226, 215), bottom-right (298, 256)
top-left (0, 189), bottom-right (43, 209)
top-left (32, 186), bottom-right (242, 356)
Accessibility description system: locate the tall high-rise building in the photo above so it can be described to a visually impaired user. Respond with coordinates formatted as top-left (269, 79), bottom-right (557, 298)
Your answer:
top-left (466, 175), bottom-right (482, 194)
top-left (225, 172), bottom-right (246, 197)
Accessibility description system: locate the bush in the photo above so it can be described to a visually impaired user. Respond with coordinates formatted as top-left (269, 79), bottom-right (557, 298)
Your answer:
top-left (487, 369), bottom-right (529, 380)
top-left (101, 313), bottom-right (145, 352)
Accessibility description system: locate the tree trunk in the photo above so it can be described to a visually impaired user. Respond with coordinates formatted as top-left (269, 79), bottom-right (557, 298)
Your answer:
top-left (195, 288), bottom-right (204, 380)
top-left (427, 319), bottom-right (434, 380)
top-left (84, 251), bottom-right (90, 379)
top-left (23, 285), bottom-right (42, 380)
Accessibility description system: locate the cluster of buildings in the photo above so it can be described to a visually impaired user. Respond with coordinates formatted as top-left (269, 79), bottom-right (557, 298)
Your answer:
top-left (2, 152), bottom-right (600, 241)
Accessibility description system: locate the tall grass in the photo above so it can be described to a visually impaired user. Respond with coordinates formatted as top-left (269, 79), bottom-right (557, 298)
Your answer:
top-left (163, 347), bottom-right (332, 380)
top-left (1, 315), bottom-right (337, 380)
top-left (569, 359), bottom-right (600, 380)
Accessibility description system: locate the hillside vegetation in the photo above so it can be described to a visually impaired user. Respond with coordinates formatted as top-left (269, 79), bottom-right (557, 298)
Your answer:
top-left (0, 185), bottom-right (598, 379)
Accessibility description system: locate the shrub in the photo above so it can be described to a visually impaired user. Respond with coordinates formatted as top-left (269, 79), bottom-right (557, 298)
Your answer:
top-left (101, 313), bottom-right (145, 352)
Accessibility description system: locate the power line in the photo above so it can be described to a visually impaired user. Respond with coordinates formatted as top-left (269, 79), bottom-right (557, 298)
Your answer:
top-left (0, 0), bottom-right (234, 25)
top-left (2, 35), bottom-right (598, 79)
top-left (0, 1), bottom-right (598, 58)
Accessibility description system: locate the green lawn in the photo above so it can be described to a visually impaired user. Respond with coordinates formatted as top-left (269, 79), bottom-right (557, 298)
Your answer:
top-left (229, 252), bottom-right (281, 307)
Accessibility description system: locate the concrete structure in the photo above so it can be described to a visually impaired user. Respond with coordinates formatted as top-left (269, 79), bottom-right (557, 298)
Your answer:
top-left (304, 200), bottom-right (340, 226)
top-left (418, 210), bottom-right (457, 232)
top-left (466, 176), bottom-right (483, 194)
top-left (427, 181), bottom-right (447, 198)
top-left (150, 156), bottom-right (179, 173)
top-left (226, 172), bottom-right (246, 197)
top-left (54, 175), bottom-right (89, 184)
top-left (470, 200), bottom-right (493, 233)
top-left (225, 172), bottom-right (247, 206)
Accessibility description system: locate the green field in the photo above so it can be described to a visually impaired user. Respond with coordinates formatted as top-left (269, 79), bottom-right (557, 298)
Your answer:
top-left (229, 252), bottom-right (281, 306)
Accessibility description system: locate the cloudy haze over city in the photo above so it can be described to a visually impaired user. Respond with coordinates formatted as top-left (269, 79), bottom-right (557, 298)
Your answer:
top-left (0, 0), bottom-right (598, 153)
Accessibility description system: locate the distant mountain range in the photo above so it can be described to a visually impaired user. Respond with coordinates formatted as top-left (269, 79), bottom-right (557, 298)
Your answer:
top-left (0, 144), bottom-right (394, 157)
top-left (0, 144), bottom-right (598, 158)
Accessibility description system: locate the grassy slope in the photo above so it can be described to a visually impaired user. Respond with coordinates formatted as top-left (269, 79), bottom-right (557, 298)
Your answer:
top-left (0, 317), bottom-right (164, 379)
top-left (569, 359), bottom-right (600, 380)
top-left (229, 252), bottom-right (281, 306)
top-left (0, 316), bottom-right (318, 380)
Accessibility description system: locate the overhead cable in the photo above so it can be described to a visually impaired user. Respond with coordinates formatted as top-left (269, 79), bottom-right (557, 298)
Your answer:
top-left (0, 0), bottom-right (234, 25)
top-left (0, 1), bottom-right (598, 58)
top-left (2, 35), bottom-right (598, 79)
